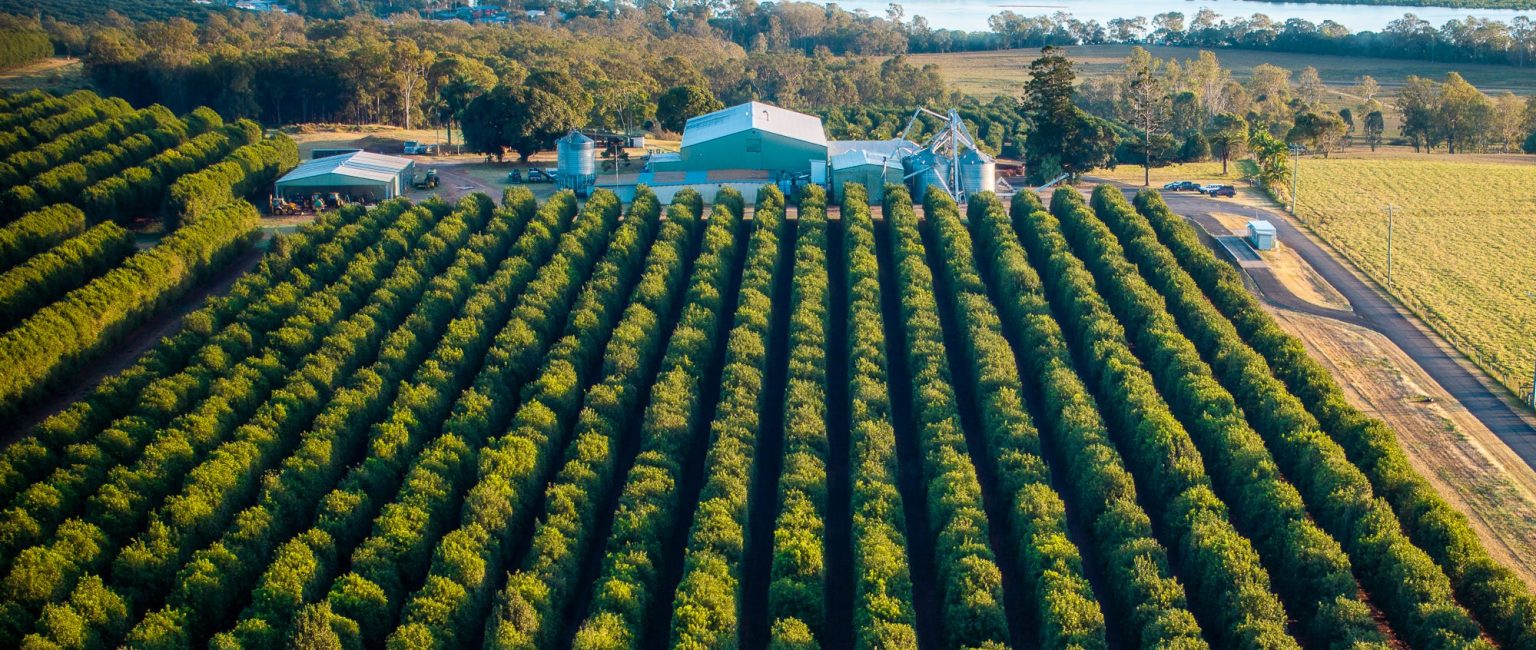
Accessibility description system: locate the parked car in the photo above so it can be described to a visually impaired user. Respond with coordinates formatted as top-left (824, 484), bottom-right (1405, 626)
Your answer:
top-left (402, 141), bottom-right (437, 155)
top-left (525, 168), bottom-right (553, 183)
top-left (1197, 184), bottom-right (1223, 194)
top-left (506, 169), bottom-right (522, 183)
top-left (1206, 185), bottom-right (1236, 197)
top-left (1163, 180), bottom-right (1200, 191)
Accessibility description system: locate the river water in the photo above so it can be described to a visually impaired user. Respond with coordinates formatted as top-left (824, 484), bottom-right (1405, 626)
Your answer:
top-left (842, 0), bottom-right (1531, 32)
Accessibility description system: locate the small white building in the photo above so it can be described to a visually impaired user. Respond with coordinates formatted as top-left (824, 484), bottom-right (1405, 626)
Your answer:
top-left (274, 151), bottom-right (416, 203)
top-left (1247, 220), bottom-right (1276, 251)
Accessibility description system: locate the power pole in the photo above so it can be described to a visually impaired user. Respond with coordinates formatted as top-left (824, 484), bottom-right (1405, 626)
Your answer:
top-left (1528, 292), bottom-right (1536, 410)
top-left (1384, 204), bottom-right (1396, 287)
top-left (1288, 144), bottom-right (1303, 215)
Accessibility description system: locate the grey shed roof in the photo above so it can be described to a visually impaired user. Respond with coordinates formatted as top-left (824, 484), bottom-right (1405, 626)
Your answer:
top-left (830, 149), bottom-right (903, 171)
top-left (278, 151), bottom-right (413, 185)
top-left (681, 101), bottom-right (827, 149)
top-left (828, 138), bottom-right (915, 160)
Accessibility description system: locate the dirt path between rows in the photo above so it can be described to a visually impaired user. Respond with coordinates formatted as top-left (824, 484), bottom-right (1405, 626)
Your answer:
top-left (2, 236), bottom-right (268, 441)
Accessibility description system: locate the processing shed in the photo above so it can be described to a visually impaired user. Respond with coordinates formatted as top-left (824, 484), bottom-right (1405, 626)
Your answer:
top-left (655, 101), bottom-right (828, 176)
top-left (274, 151), bottom-right (416, 202)
top-left (829, 139), bottom-right (911, 204)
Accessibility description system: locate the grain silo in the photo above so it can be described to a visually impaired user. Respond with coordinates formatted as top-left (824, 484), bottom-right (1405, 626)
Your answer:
top-left (556, 130), bottom-right (596, 196)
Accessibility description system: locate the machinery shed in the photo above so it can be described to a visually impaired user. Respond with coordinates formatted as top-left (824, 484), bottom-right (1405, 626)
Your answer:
top-left (274, 151), bottom-right (415, 202)
top-left (661, 101), bottom-right (828, 175)
top-left (830, 149), bottom-right (903, 204)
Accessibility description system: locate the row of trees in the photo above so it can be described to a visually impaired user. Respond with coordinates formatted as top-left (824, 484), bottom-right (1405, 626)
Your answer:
top-left (1024, 189), bottom-right (1295, 647)
top-left (1, 111), bottom-right (192, 216)
top-left (209, 190), bottom-right (559, 648)
top-left (1132, 190), bottom-right (1536, 648)
top-left (0, 200), bottom-right (257, 413)
top-left (665, 185), bottom-right (782, 649)
top-left (0, 198), bottom-right (408, 531)
top-left (311, 190), bottom-right (602, 647)
top-left (0, 24), bottom-right (49, 69)
top-left (1397, 71), bottom-right (1536, 152)
top-left (974, 191), bottom-right (1207, 647)
top-left (0, 199), bottom-right (405, 548)
top-left (569, 188), bottom-right (746, 650)
top-left (921, 188), bottom-right (1104, 647)
top-left (0, 90), bottom-right (102, 150)
top-left (487, 190), bottom-right (704, 650)
top-left (0, 103), bottom-right (182, 202)
top-left (766, 186), bottom-right (831, 645)
top-left (388, 189), bottom-right (657, 648)
top-left (79, 120), bottom-right (260, 224)
top-left (881, 185), bottom-right (1009, 649)
top-left (165, 134), bottom-right (299, 227)
top-left (0, 203), bottom-right (83, 270)
top-left (0, 201), bottom-right (449, 645)
top-left (1071, 187), bottom-right (1489, 647)
top-left (838, 184), bottom-right (919, 649)
top-left (130, 197), bottom-right (514, 647)
top-left (73, 199), bottom-right (495, 648)
top-left (0, 221), bottom-right (134, 329)
top-left (0, 94), bottom-right (131, 162)
top-left (1080, 188), bottom-right (1387, 647)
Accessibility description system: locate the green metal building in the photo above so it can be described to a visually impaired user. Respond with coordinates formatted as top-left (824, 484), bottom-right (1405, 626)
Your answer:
top-left (650, 101), bottom-right (828, 176)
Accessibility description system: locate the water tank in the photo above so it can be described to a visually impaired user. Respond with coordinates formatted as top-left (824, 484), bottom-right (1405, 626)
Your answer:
top-left (958, 148), bottom-right (996, 196)
top-left (906, 149), bottom-right (949, 201)
top-left (556, 130), bottom-right (596, 196)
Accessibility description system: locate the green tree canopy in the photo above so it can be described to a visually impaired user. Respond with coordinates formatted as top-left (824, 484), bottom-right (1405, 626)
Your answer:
top-left (656, 85), bottom-right (724, 134)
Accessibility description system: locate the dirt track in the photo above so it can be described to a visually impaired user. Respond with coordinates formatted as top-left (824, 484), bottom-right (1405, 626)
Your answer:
top-left (1271, 308), bottom-right (1536, 587)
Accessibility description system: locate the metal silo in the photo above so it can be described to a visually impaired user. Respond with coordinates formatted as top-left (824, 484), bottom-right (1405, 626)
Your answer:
top-left (906, 148), bottom-right (949, 201)
top-left (556, 130), bottom-right (596, 196)
top-left (958, 147), bottom-right (996, 196)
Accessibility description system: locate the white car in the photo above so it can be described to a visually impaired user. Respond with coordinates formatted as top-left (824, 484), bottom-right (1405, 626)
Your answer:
top-left (1197, 184), bottom-right (1224, 195)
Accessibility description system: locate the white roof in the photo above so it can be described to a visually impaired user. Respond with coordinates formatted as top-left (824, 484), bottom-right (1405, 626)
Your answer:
top-left (1248, 220), bottom-right (1276, 234)
top-left (828, 138), bottom-right (915, 160)
top-left (278, 151), bottom-right (413, 185)
top-left (681, 101), bottom-right (827, 149)
top-left (830, 149), bottom-right (903, 171)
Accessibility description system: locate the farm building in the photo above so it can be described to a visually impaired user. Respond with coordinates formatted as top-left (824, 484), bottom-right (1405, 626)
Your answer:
top-left (600, 101), bottom-right (998, 205)
top-left (274, 151), bottom-right (416, 202)
top-left (829, 139), bottom-right (911, 204)
top-left (650, 101), bottom-right (828, 176)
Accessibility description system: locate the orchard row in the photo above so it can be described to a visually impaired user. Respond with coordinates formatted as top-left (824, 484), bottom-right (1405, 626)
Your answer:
top-left (0, 177), bottom-right (1531, 650)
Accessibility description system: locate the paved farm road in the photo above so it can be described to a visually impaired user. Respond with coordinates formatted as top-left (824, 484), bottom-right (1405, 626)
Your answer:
top-left (1133, 186), bottom-right (1536, 472)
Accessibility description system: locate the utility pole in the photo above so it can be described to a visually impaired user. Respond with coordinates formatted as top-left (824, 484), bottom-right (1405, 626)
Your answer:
top-left (1528, 292), bottom-right (1536, 410)
top-left (1384, 204), bottom-right (1396, 287)
top-left (1288, 144), bottom-right (1303, 215)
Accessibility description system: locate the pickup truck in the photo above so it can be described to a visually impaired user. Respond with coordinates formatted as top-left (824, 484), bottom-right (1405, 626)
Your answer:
top-left (402, 141), bottom-right (437, 155)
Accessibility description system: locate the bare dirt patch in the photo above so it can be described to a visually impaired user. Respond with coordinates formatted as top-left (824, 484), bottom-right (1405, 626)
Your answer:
top-left (1205, 211), bottom-right (1353, 313)
top-left (1270, 307), bottom-right (1536, 589)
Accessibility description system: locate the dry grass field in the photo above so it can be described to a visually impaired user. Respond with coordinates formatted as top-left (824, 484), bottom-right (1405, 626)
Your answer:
top-left (909, 45), bottom-right (1536, 99)
top-left (1279, 156), bottom-right (1536, 398)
